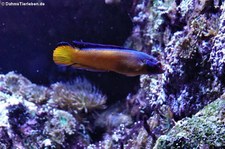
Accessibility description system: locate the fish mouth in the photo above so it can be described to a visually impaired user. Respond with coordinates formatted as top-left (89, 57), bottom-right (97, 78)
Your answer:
top-left (157, 62), bottom-right (165, 73)
top-left (147, 62), bottom-right (165, 74)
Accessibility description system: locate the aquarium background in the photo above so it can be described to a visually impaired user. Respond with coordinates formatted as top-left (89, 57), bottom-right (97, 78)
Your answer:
top-left (0, 0), bottom-right (139, 105)
top-left (0, 0), bottom-right (225, 148)
top-left (0, 0), bottom-right (133, 83)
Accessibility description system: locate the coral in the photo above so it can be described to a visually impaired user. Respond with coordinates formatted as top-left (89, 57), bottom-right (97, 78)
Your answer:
top-left (89, 119), bottom-right (164, 149)
top-left (21, 84), bottom-right (50, 104)
top-left (177, 0), bottom-right (211, 20)
top-left (0, 71), bottom-right (32, 95)
top-left (0, 72), bottom-right (94, 148)
top-left (44, 109), bottom-right (77, 145)
top-left (0, 71), bottom-right (50, 104)
top-left (147, 105), bottom-right (175, 137)
top-left (48, 78), bottom-right (107, 113)
top-left (94, 105), bottom-right (133, 131)
top-left (125, 126), bottom-right (149, 148)
top-left (90, 123), bottom-right (152, 149)
top-left (154, 96), bottom-right (225, 148)
top-left (89, 103), bottom-right (174, 149)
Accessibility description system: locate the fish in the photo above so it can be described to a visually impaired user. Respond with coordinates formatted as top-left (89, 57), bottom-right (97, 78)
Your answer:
top-left (53, 41), bottom-right (164, 76)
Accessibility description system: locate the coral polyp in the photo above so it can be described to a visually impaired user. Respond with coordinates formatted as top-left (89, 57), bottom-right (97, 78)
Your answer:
top-left (44, 109), bottom-right (77, 144)
top-left (48, 78), bottom-right (107, 113)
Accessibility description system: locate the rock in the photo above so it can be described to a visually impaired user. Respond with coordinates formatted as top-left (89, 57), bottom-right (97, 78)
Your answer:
top-left (154, 95), bottom-right (225, 148)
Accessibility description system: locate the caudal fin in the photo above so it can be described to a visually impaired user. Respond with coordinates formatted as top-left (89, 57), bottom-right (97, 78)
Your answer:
top-left (53, 45), bottom-right (78, 66)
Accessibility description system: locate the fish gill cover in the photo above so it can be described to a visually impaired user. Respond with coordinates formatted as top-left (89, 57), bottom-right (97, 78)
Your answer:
top-left (0, 0), bottom-right (225, 149)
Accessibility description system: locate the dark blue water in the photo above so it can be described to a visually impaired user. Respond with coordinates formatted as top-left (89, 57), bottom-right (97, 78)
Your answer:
top-left (0, 0), bottom-right (138, 104)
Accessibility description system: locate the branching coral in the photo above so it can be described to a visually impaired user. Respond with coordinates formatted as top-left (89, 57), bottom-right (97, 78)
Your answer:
top-left (48, 78), bottom-right (107, 113)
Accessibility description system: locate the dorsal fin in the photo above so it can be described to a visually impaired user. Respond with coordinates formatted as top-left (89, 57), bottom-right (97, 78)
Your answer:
top-left (57, 42), bottom-right (72, 47)
top-left (72, 40), bottom-right (136, 51)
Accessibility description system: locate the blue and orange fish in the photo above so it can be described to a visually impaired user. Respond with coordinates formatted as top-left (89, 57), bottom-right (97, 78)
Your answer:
top-left (53, 41), bottom-right (164, 76)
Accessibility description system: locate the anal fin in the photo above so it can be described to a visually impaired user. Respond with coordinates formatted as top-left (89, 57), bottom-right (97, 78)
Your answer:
top-left (71, 63), bottom-right (108, 72)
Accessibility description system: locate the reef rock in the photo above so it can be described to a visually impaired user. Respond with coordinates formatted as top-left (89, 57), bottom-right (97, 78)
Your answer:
top-left (127, 0), bottom-right (224, 119)
top-left (0, 72), bottom-right (105, 148)
top-left (154, 95), bottom-right (225, 148)
top-left (123, 0), bottom-right (225, 147)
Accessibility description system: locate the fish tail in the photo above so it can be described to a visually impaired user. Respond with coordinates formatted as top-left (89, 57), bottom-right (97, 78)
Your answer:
top-left (53, 45), bottom-right (78, 66)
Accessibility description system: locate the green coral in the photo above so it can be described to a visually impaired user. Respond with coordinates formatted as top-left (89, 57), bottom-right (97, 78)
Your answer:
top-left (154, 97), bottom-right (225, 148)
top-left (44, 110), bottom-right (77, 144)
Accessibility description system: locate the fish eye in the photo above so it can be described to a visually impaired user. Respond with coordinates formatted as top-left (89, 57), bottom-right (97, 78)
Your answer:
top-left (156, 62), bottom-right (162, 67)
top-left (145, 59), bottom-right (158, 66)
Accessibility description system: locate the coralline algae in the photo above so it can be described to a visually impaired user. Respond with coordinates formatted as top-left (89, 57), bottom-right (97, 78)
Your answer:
top-left (154, 96), bottom-right (225, 148)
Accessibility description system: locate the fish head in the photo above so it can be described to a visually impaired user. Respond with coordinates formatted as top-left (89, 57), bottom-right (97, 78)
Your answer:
top-left (145, 57), bottom-right (164, 74)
